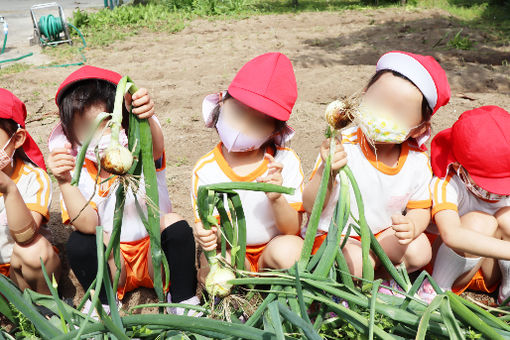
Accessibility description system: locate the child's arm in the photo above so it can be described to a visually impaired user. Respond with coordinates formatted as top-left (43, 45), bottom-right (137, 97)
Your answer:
top-left (48, 144), bottom-right (98, 234)
top-left (0, 171), bottom-right (42, 244)
top-left (391, 208), bottom-right (431, 245)
top-left (436, 209), bottom-right (510, 260)
top-left (258, 154), bottom-right (302, 235)
top-left (303, 138), bottom-right (347, 213)
top-left (128, 88), bottom-right (164, 160)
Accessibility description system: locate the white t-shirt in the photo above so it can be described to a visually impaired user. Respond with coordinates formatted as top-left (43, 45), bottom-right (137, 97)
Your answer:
top-left (61, 157), bottom-right (172, 243)
top-left (191, 143), bottom-right (304, 246)
top-left (310, 126), bottom-right (432, 236)
top-left (431, 172), bottom-right (510, 219)
top-left (0, 160), bottom-right (52, 264)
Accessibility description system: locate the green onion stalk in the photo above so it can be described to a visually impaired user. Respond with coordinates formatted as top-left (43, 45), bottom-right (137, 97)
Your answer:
top-left (197, 183), bottom-right (294, 298)
top-left (70, 76), bottom-right (169, 302)
top-left (100, 76), bottom-right (134, 176)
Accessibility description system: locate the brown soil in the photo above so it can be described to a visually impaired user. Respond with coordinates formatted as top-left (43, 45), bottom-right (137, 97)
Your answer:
top-left (0, 7), bottom-right (509, 312)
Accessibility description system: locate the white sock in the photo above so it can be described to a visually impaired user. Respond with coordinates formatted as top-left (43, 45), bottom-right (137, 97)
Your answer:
top-left (432, 243), bottom-right (481, 291)
top-left (498, 259), bottom-right (510, 303)
top-left (167, 293), bottom-right (202, 316)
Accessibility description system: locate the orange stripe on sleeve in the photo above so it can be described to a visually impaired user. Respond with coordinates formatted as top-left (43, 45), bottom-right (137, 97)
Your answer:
top-left (406, 199), bottom-right (432, 209)
top-left (432, 202), bottom-right (458, 217)
top-left (441, 173), bottom-right (454, 204)
top-left (26, 203), bottom-right (49, 221)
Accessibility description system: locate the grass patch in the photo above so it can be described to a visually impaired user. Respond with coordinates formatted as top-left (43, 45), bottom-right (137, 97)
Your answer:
top-left (36, 0), bottom-right (510, 63)
top-left (416, 0), bottom-right (510, 43)
top-left (0, 63), bottom-right (30, 76)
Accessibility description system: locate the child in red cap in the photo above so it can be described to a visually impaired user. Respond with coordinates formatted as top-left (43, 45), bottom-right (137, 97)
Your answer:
top-left (0, 88), bottom-right (60, 294)
top-left (420, 106), bottom-right (510, 304)
top-left (48, 66), bottom-right (199, 315)
top-left (303, 51), bottom-right (450, 291)
top-left (193, 52), bottom-right (305, 282)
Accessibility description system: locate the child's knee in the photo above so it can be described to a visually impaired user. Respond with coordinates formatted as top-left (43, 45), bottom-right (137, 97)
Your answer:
top-left (460, 211), bottom-right (498, 236)
top-left (12, 236), bottom-right (53, 270)
top-left (342, 243), bottom-right (364, 277)
top-left (263, 235), bottom-right (303, 269)
top-left (496, 207), bottom-right (510, 237)
top-left (161, 219), bottom-right (194, 244)
top-left (161, 212), bottom-right (185, 231)
top-left (404, 234), bottom-right (432, 270)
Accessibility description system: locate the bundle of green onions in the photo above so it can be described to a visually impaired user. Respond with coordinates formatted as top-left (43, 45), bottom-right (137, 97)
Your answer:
top-left (0, 99), bottom-right (510, 339)
top-left (70, 75), bottom-right (170, 305)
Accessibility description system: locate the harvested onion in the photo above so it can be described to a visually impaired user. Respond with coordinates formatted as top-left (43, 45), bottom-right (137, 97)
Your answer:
top-left (324, 99), bottom-right (356, 130)
top-left (101, 143), bottom-right (133, 175)
top-left (205, 261), bottom-right (235, 298)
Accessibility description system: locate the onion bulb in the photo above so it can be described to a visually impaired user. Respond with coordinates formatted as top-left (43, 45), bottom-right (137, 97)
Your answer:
top-left (205, 262), bottom-right (235, 298)
top-left (101, 142), bottom-right (133, 175)
top-left (324, 99), bottom-right (356, 130)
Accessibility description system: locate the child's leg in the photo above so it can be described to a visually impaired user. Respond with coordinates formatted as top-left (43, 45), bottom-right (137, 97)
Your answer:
top-left (495, 207), bottom-right (510, 302)
top-left (434, 211), bottom-right (497, 291)
top-left (66, 231), bottom-right (116, 304)
top-left (258, 235), bottom-right (303, 271)
top-left (10, 234), bottom-right (60, 294)
top-left (155, 213), bottom-right (197, 303)
top-left (342, 239), bottom-right (377, 278)
top-left (377, 229), bottom-right (432, 273)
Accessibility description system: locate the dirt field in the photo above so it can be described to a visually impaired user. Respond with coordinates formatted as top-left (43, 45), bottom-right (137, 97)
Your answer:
top-left (1, 6), bottom-right (509, 311)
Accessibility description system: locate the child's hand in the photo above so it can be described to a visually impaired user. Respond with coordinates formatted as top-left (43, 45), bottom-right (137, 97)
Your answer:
top-left (320, 137), bottom-right (347, 176)
top-left (125, 88), bottom-right (155, 119)
top-left (194, 221), bottom-right (218, 252)
top-left (48, 143), bottom-right (75, 184)
top-left (257, 153), bottom-right (284, 201)
top-left (0, 170), bottom-right (15, 194)
top-left (391, 214), bottom-right (416, 245)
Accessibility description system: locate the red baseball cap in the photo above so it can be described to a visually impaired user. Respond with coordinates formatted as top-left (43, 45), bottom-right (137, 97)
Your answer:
top-left (376, 51), bottom-right (450, 115)
top-left (0, 88), bottom-right (46, 170)
top-left (55, 65), bottom-right (122, 106)
top-left (431, 106), bottom-right (510, 195)
top-left (228, 52), bottom-right (297, 122)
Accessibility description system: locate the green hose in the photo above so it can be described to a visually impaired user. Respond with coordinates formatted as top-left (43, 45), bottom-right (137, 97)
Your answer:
top-left (38, 14), bottom-right (65, 42)
top-left (0, 14), bottom-right (87, 67)
top-left (0, 19), bottom-right (33, 65)
top-left (36, 15), bottom-right (87, 68)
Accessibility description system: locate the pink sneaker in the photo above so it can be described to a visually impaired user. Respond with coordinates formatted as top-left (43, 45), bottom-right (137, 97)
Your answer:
top-left (417, 278), bottom-right (437, 304)
top-left (378, 279), bottom-right (405, 298)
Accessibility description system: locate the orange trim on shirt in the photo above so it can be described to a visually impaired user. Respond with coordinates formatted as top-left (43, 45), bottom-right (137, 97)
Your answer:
top-left (406, 199), bottom-right (432, 209)
top-left (431, 202), bottom-right (458, 217)
top-left (441, 173), bottom-right (454, 204)
top-left (83, 159), bottom-right (118, 197)
top-left (26, 203), bottom-right (50, 221)
top-left (192, 150), bottom-right (216, 199)
top-left (33, 168), bottom-right (47, 210)
top-left (9, 159), bottom-right (24, 184)
top-left (213, 143), bottom-right (272, 183)
top-left (0, 160), bottom-right (24, 196)
top-left (357, 128), bottom-right (410, 176)
top-left (277, 146), bottom-right (305, 191)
